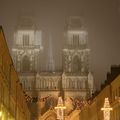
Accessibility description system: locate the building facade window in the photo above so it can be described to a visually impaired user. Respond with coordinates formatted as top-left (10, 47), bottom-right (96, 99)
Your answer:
top-left (79, 34), bottom-right (86, 45)
top-left (22, 55), bottom-right (30, 72)
top-left (119, 87), bottom-right (120, 97)
top-left (73, 34), bottom-right (79, 47)
top-left (0, 54), bottom-right (2, 66)
top-left (72, 55), bottom-right (80, 73)
top-left (23, 34), bottom-right (29, 46)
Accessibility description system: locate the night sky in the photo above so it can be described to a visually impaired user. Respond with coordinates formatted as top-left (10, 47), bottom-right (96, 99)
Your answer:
top-left (0, 0), bottom-right (120, 89)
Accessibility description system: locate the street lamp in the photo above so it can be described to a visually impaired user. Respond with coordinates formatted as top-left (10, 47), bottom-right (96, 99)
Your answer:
top-left (101, 98), bottom-right (113, 120)
top-left (0, 111), bottom-right (2, 120)
top-left (55, 97), bottom-right (66, 120)
top-left (0, 111), bottom-right (2, 117)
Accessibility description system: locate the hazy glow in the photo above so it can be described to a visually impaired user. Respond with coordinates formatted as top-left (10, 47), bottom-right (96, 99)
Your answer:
top-left (0, 0), bottom-right (120, 88)
top-left (55, 97), bottom-right (66, 120)
top-left (0, 111), bottom-right (2, 117)
top-left (101, 98), bottom-right (113, 120)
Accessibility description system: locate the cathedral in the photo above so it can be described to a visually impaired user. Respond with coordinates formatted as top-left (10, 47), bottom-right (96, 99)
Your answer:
top-left (12, 16), bottom-right (94, 120)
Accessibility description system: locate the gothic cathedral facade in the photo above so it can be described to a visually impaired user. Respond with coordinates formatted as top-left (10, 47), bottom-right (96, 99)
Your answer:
top-left (12, 16), bottom-right (94, 119)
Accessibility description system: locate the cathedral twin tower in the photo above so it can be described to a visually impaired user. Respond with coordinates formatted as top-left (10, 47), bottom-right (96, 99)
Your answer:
top-left (12, 16), bottom-right (94, 102)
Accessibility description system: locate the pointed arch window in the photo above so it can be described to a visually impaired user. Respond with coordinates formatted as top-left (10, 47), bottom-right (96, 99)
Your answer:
top-left (72, 55), bottom-right (80, 73)
top-left (73, 34), bottom-right (79, 46)
top-left (22, 55), bottom-right (30, 72)
top-left (23, 34), bottom-right (29, 46)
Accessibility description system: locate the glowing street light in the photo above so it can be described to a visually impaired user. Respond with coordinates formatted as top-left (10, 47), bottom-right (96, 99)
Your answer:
top-left (0, 111), bottom-right (2, 120)
top-left (0, 111), bottom-right (2, 117)
top-left (55, 97), bottom-right (66, 120)
top-left (101, 98), bottom-right (113, 120)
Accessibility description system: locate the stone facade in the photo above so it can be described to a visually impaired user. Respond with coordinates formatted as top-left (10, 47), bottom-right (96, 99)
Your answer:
top-left (12, 16), bottom-right (94, 120)
top-left (79, 66), bottom-right (120, 120)
top-left (0, 26), bottom-right (30, 120)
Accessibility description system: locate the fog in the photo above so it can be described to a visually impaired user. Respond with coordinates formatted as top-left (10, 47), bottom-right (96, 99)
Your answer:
top-left (0, 0), bottom-right (120, 89)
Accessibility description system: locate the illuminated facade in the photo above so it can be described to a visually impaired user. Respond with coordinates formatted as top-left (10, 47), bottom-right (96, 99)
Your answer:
top-left (62, 16), bottom-right (93, 98)
top-left (12, 16), bottom-right (42, 90)
top-left (55, 97), bottom-right (66, 120)
top-left (79, 66), bottom-right (120, 120)
top-left (12, 16), bottom-right (94, 120)
top-left (101, 98), bottom-right (113, 120)
top-left (0, 26), bottom-right (30, 120)
top-left (39, 69), bottom-right (120, 120)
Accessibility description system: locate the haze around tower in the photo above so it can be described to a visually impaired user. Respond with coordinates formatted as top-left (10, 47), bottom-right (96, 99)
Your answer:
top-left (0, 0), bottom-right (120, 89)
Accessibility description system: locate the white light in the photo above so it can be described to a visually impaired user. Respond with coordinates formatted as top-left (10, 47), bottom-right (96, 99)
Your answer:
top-left (55, 97), bottom-right (66, 120)
top-left (101, 98), bottom-right (113, 120)
top-left (68, 30), bottom-right (87, 35)
top-left (0, 111), bottom-right (2, 117)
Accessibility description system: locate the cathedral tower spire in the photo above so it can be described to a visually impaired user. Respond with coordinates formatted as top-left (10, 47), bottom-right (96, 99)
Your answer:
top-left (12, 16), bottom-right (43, 89)
top-left (63, 16), bottom-right (89, 74)
top-left (62, 16), bottom-right (92, 99)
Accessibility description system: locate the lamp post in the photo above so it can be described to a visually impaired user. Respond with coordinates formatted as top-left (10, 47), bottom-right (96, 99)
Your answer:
top-left (55, 97), bottom-right (66, 120)
top-left (101, 98), bottom-right (113, 120)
